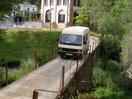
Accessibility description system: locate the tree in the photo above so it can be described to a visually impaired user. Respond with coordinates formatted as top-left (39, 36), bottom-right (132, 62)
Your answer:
top-left (76, 0), bottom-right (131, 38)
top-left (76, 0), bottom-right (117, 31)
top-left (0, 0), bottom-right (19, 20)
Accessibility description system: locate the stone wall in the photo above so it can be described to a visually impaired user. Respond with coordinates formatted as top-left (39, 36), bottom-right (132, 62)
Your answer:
top-left (0, 21), bottom-right (43, 29)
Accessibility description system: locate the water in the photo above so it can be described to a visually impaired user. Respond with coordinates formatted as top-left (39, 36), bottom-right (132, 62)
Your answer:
top-left (8, 68), bottom-right (19, 72)
top-left (0, 60), bottom-right (20, 73)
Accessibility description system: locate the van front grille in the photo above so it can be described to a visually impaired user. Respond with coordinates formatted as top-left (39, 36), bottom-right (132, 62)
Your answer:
top-left (61, 48), bottom-right (78, 52)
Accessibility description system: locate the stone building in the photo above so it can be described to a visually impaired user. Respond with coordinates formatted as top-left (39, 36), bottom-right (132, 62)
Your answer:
top-left (41, 0), bottom-right (80, 29)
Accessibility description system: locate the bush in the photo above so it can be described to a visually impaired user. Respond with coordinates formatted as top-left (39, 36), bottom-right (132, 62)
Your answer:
top-left (80, 92), bottom-right (96, 99)
top-left (0, 30), bottom-right (61, 64)
top-left (101, 35), bottom-right (122, 61)
top-left (106, 60), bottom-right (120, 73)
top-left (95, 87), bottom-right (132, 99)
top-left (8, 57), bottom-right (35, 83)
top-left (93, 66), bottom-right (108, 88)
top-left (0, 67), bottom-right (5, 82)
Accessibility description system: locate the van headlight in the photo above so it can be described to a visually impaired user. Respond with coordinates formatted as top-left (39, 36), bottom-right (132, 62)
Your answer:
top-left (58, 48), bottom-right (62, 51)
top-left (78, 50), bottom-right (82, 53)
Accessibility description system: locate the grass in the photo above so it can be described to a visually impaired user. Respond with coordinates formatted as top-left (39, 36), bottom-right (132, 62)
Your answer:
top-left (0, 67), bottom-right (5, 82)
top-left (8, 57), bottom-right (35, 83)
top-left (0, 29), bottom-right (61, 65)
top-left (90, 32), bottom-right (101, 38)
top-left (0, 29), bottom-right (61, 86)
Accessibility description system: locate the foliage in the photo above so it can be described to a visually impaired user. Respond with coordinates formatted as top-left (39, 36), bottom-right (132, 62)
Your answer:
top-left (76, 0), bottom-right (131, 37)
top-left (8, 57), bottom-right (35, 83)
top-left (76, 0), bottom-right (117, 31)
top-left (95, 87), bottom-right (132, 99)
top-left (121, 33), bottom-right (132, 70)
top-left (0, 67), bottom-right (5, 82)
top-left (90, 32), bottom-right (101, 38)
top-left (98, 0), bottom-right (126, 38)
top-left (74, 13), bottom-right (90, 26)
top-left (0, 29), bottom-right (61, 65)
top-left (73, 0), bottom-right (132, 98)
top-left (119, 33), bottom-right (132, 91)
top-left (98, 12), bottom-right (124, 38)
top-left (92, 60), bottom-right (132, 99)
top-left (93, 60), bottom-right (120, 88)
top-left (0, 0), bottom-right (19, 20)
top-left (0, 29), bottom-right (61, 86)
top-left (80, 92), bottom-right (96, 99)
top-left (101, 35), bottom-right (122, 61)
top-left (93, 66), bottom-right (108, 87)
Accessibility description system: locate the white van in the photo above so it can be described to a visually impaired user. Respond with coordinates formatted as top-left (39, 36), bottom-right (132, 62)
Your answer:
top-left (58, 26), bottom-right (90, 58)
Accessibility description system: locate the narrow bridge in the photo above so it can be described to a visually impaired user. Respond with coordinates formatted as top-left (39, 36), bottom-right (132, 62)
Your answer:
top-left (0, 36), bottom-right (100, 99)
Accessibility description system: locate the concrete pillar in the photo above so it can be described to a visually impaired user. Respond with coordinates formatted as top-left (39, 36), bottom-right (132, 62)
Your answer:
top-left (53, 0), bottom-right (57, 23)
top-left (41, 0), bottom-right (45, 25)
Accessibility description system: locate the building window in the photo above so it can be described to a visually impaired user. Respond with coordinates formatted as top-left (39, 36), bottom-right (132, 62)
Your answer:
top-left (57, 0), bottom-right (62, 5)
top-left (63, 0), bottom-right (68, 5)
top-left (50, 0), bottom-right (54, 5)
top-left (74, 0), bottom-right (80, 7)
top-left (45, 0), bottom-right (48, 6)
top-left (45, 10), bottom-right (51, 22)
top-left (58, 10), bottom-right (65, 23)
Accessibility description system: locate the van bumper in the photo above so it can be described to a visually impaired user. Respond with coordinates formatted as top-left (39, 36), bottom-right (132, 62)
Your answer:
top-left (58, 50), bottom-right (82, 57)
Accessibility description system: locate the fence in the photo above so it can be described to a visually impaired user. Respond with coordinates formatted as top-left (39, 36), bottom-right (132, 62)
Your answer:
top-left (32, 37), bottom-right (101, 99)
top-left (0, 62), bottom-right (9, 86)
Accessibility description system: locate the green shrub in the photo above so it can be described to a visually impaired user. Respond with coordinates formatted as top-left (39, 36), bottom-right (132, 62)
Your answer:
top-left (106, 60), bottom-right (120, 74)
top-left (95, 87), bottom-right (132, 99)
top-left (0, 30), bottom-right (61, 64)
top-left (93, 67), bottom-right (108, 88)
top-left (19, 57), bottom-right (35, 76)
top-left (8, 72), bottom-right (21, 83)
top-left (101, 35), bottom-right (122, 61)
top-left (8, 57), bottom-right (35, 83)
top-left (80, 92), bottom-right (96, 99)
top-left (0, 67), bottom-right (5, 82)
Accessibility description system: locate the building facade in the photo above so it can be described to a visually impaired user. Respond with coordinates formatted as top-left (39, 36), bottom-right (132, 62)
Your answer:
top-left (41, 0), bottom-right (80, 28)
top-left (19, 2), bottom-right (38, 12)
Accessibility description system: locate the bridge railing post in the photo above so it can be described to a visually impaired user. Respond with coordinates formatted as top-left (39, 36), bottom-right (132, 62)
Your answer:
top-left (92, 42), bottom-right (94, 52)
top-left (89, 45), bottom-right (91, 53)
top-left (52, 40), bottom-right (54, 59)
top-left (32, 90), bottom-right (39, 99)
top-left (76, 54), bottom-right (79, 72)
top-left (34, 51), bottom-right (38, 69)
top-left (60, 66), bottom-right (65, 93)
top-left (5, 63), bottom-right (8, 85)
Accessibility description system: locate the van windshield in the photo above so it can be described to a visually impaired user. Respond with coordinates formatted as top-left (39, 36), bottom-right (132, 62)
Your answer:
top-left (60, 34), bottom-right (82, 46)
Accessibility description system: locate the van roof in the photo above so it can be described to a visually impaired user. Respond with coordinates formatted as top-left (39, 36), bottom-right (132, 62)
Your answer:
top-left (62, 26), bottom-right (90, 35)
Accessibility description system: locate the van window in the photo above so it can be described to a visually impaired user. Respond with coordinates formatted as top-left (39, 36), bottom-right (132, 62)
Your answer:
top-left (83, 35), bottom-right (87, 44)
top-left (60, 34), bottom-right (82, 46)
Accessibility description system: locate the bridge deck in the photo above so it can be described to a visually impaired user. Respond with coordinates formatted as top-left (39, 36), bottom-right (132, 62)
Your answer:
top-left (0, 36), bottom-right (100, 99)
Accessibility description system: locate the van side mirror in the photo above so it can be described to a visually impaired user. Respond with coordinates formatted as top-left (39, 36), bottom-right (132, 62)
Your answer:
top-left (84, 41), bottom-right (87, 44)
top-left (57, 39), bottom-right (59, 42)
